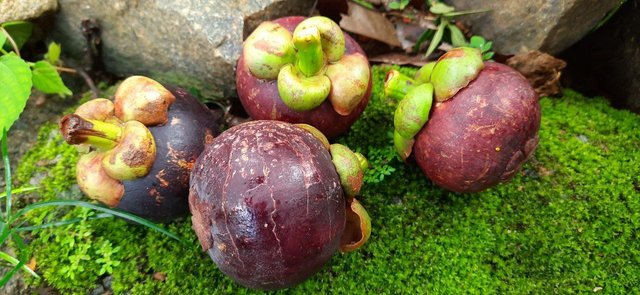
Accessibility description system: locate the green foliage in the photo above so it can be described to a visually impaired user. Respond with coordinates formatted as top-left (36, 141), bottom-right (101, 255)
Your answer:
top-left (469, 35), bottom-right (494, 61)
top-left (1, 21), bottom-right (32, 51)
top-left (16, 65), bottom-right (640, 293)
top-left (387, 0), bottom-right (411, 10)
top-left (415, 1), bottom-right (490, 58)
top-left (31, 61), bottom-right (72, 95)
top-left (0, 53), bottom-right (32, 133)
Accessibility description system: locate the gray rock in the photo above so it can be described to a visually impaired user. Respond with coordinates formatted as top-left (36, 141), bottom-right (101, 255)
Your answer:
top-left (445, 0), bottom-right (621, 55)
top-left (560, 1), bottom-right (640, 114)
top-left (0, 0), bottom-right (58, 23)
top-left (51, 0), bottom-right (314, 101)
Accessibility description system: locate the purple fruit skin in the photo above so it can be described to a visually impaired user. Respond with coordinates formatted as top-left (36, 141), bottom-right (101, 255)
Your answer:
top-left (118, 86), bottom-right (219, 222)
top-left (236, 16), bottom-right (372, 139)
top-left (414, 62), bottom-right (541, 193)
top-left (189, 120), bottom-right (346, 290)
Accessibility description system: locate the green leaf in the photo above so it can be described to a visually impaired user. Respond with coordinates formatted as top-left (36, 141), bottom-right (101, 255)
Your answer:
top-left (414, 29), bottom-right (435, 52)
top-left (1, 21), bottom-right (33, 51)
top-left (0, 54), bottom-right (32, 133)
top-left (448, 23), bottom-right (468, 47)
top-left (469, 35), bottom-right (485, 48)
top-left (483, 51), bottom-right (495, 61)
top-left (430, 2), bottom-right (455, 14)
top-left (388, 0), bottom-right (410, 10)
top-left (16, 213), bottom-right (113, 232)
top-left (31, 61), bottom-right (72, 96)
top-left (45, 42), bottom-right (61, 65)
top-left (482, 41), bottom-right (493, 53)
top-left (12, 200), bottom-right (187, 245)
top-left (425, 21), bottom-right (446, 58)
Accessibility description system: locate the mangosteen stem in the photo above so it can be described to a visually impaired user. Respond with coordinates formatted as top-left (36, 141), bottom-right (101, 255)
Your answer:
top-left (60, 114), bottom-right (122, 150)
top-left (293, 26), bottom-right (325, 77)
top-left (384, 70), bottom-right (417, 100)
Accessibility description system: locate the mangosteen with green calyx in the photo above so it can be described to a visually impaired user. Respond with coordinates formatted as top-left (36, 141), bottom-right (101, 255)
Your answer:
top-left (189, 120), bottom-right (371, 290)
top-left (60, 76), bottom-right (220, 222)
top-left (385, 47), bottom-right (540, 193)
top-left (237, 16), bottom-right (372, 139)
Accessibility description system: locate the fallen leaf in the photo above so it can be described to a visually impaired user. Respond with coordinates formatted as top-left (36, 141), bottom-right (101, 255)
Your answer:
top-left (506, 50), bottom-right (567, 97)
top-left (340, 2), bottom-right (402, 47)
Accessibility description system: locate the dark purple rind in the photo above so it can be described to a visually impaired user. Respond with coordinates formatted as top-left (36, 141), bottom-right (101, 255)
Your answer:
top-left (189, 120), bottom-right (345, 290)
top-left (117, 87), bottom-right (219, 222)
top-left (236, 16), bottom-right (372, 139)
top-left (413, 62), bottom-right (541, 193)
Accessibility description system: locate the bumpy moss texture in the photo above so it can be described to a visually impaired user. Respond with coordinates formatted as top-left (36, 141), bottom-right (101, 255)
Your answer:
top-left (16, 65), bottom-right (640, 294)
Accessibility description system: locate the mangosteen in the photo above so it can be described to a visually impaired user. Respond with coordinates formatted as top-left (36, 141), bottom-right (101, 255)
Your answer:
top-left (189, 120), bottom-right (371, 290)
top-left (59, 76), bottom-right (220, 222)
top-left (236, 16), bottom-right (372, 139)
top-left (385, 47), bottom-right (541, 193)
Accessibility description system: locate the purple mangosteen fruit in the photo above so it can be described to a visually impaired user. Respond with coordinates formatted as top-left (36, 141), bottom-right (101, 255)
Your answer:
top-left (189, 120), bottom-right (371, 290)
top-left (236, 16), bottom-right (372, 139)
top-left (385, 47), bottom-right (541, 193)
top-left (60, 76), bottom-right (220, 222)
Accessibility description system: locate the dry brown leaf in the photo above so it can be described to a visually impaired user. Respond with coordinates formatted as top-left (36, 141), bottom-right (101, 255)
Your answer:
top-left (507, 51), bottom-right (567, 97)
top-left (339, 2), bottom-right (402, 47)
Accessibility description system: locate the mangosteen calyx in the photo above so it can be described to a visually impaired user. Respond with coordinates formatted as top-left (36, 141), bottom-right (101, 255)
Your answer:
top-left (243, 16), bottom-right (370, 116)
top-left (60, 76), bottom-right (174, 207)
top-left (384, 47), bottom-right (484, 160)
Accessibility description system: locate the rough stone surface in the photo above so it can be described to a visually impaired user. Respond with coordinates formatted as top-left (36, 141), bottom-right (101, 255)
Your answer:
top-left (560, 0), bottom-right (640, 113)
top-left (51, 0), bottom-right (314, 101)
top-left (0, 0), bottom-right (58, 23)
top-left (446, 0), bottom-right (621, 55)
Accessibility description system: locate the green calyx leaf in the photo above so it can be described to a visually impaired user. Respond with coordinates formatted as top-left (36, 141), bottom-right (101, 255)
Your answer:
top-left (277, 64), bottom-right (330, 112)
top-left (414, 62), bottom-right (436, 84)
top-left (31, 61), bottom-right (72, 96)
top-left (243, 21), bottom-right (295, 80)
top-left (330, 144), bottom-right (365, 197)
top-left (394, 83), bottom-right (434, 139)
top-left (0, 53), bottom-right (32, 133)
top-left (431, 47), bottom-right (484, 101)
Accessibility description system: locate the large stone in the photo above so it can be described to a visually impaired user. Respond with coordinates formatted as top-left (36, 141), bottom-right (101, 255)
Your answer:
top-left (445, 0), bottom-right (621, 55)
top-left (51, 0), bottom-right (314, 101)
top-left (0, 0), bottom-right (57, 23)
top-left (560, 1), bottom-right (640, 113)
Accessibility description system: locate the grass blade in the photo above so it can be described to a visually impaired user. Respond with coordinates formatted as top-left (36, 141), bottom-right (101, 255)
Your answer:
top-left (13, 200), bottom-right (187, 245)
top-left (442, 8), bottom-right (491, 17)
top-left (2, 130), bottom-right (11, 221)
top-left (15, 213), bottom-right (113, 232)
top-left (0, 186), bottom-right (38, 199)
top-left (425, 21), bottom-right (446, 58)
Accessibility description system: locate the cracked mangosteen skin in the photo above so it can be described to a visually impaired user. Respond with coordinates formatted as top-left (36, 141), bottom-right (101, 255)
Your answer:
top-left (236, 16), bottom-right (372, 139)
top-left (414, 62), bottom-right (541, 193)
top-left (189, 120), bottom-right (345, 290)
top-left (117, 87), bottom-right (219, 222)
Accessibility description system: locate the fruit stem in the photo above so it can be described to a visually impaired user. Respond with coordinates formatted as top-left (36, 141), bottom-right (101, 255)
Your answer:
top-left (384, 70), bottom-right (417, 100)
top-left (60, 114), bottom-right (122, 150)
top-left (293, 26), bottom-right (325, 77)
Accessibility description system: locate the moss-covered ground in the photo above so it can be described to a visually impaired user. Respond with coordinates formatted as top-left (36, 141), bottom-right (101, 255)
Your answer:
top-left (15, 65), bottom-right (640, 294)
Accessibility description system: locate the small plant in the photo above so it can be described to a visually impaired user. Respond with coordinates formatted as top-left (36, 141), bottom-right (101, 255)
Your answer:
top-left (409, 1), bottom-right (491, 58)
top-left (468, 35), bottom-right (494, 61)
top-left (0, 21), bottom-right (184, 287)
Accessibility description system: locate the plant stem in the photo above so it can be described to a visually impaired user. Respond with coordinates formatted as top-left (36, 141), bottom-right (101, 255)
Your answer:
top-left (293, 26), bottom-right (325, 77)
top-left (59, 114), bottom-right (122, 150)
top-left (0, 27), bottom-right (20, 57)
top-left (2, 130), bottom-right (12, 221)
top-left (26, 61), bottom-right (78, 74)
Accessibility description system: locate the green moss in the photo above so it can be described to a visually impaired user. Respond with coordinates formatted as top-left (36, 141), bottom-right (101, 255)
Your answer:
top-left (16, 66), bottom-right (640, 293)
